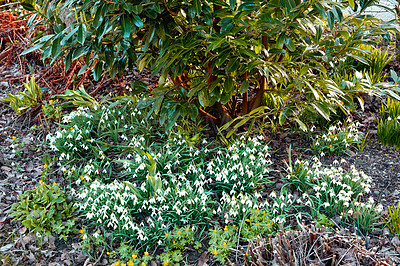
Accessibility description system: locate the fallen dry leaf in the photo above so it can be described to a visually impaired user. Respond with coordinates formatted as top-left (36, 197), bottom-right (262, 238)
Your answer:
top-left (198, 251), bottom-right (209, 266)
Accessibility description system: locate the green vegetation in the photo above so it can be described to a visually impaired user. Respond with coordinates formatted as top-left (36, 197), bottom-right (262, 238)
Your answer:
top-left (1, 76), bottom-right (43, 115)
top-left (311, 122), bottom-right (362, 156)
top-left (385, 201), bottom-right (400, 236)
top-left (3, 0), bottom-right (400, 264)
top-left (9, 182), bottom-right (77, 241)
top-left (21, 0), bottom-right (400, 130)
top-left (377, 98), bottom-right (400, 149)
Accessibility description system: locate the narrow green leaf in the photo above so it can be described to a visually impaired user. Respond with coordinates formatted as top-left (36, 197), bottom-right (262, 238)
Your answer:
top-left (121, 15), bottom-right (131, 39)
top-left (327, 11), bottom-right (335, 30)
top-left (51, 37), bottom-right (61, 58)
top-left (198, 90), bottom-right (208, 107)
top-left (132, 14), bottom-right (144, 28)
top-left (193, 0), bottom-right (201, 15)
top-left (20, 44), bottom-right (42, 56)
top-left (239, 79), bottom-right (249, 93)
top-left (92, 5), bottom-right (105, 29)
top-left (229, 0), bottom-right (236, 9)
top-left (284, 37), bottom-right (295, 52)
top-left (77, 24), bottom-right (86, 45)
top-left (65, 51), bottom-right (73, 72)
top-left (93, 61), bottom-right (104, 81)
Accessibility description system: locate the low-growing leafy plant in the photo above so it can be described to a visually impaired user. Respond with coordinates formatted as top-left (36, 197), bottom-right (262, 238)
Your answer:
top-left (163, 226), bottom-right (201, 250)
top-left (1, 76), bottom-right (43, 115)
top-left (314, 213), bottom-right (335, 231)
top-left (10, 136), bottom-right (25, 158)
top-left (9, 182), bottom-right (77, 240)
top-left (348, 200), bottom-right (382, 236)
top-left (377, 98), bottom-right (400, 150)
top-left (156, 249), bottom-right (183, 266)
top-left (311, 122), bottom-right (362, 155)
top-left (208, 225), bottom-right (238, 264)
top-left (357, 130), bottom-right (372, 151)
top-left (289, 158), bottom-right (373, 217)
top-left (385, 201), bottom-right (400, 236)
top-left (42, 99), bottom-right (62, 121)
top-left (241, 208), bottom-right (275, 240)
top-left (108, 246), bottom-right (153, 266)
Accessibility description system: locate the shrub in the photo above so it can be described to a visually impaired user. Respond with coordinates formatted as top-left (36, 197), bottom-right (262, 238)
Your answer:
top-left (21, 0), bottom-right (400, 130)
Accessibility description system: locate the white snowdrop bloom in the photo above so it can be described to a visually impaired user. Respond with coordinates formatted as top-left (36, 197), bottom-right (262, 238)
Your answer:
top-left (323, 202), bottom-right (330, 208)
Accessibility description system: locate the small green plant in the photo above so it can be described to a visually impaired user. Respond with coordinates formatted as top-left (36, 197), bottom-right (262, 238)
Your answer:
top-left (385, 201), bottom-right (400, 235)
top-left (1, 76), bottom-right (42, 115)
top-left (289, 158), bottom-right (372, 218)
top-left (208, 225), bottom-right (238, 264)
top-left (11, 136), bottom-right (25, 158)
top-left (164, 226), bottom-right (200, 250)
top-left (241, 208), bottom-right (275, 240)
top-left (314, 213), bottom-right (335, 231)
top-left (8, 182), bottom-right (77, 240)
top-left (357, 45), bottom-right (394, 84)
top-left (357, 131), bottom-right (372, 151)
top-left (156, 250), bottom-right (184, 266)
top-left (346, 200), bottom-right (382, 236)
top-left (377, 99), bottom-right (400, 150)
top-left (311, 122), bottom-right (362, 156)
top-left (106, 242), bottom-right (153, 266)
top-left (54, 86), bottom-right (102, 109)
top-left (42, 99), bottom-right (62, 121)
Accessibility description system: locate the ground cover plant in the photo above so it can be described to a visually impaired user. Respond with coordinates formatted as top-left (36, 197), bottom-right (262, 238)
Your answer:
top-left (377, 98), bottom-right (400, 149)
top-left (310, 121), bottom-right (362, 156)
top-left (6, 95), bottom-right (389, 265)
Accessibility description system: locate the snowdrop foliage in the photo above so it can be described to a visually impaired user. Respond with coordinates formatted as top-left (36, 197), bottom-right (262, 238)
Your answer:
top-left (312, 122), bottom-right (362, 155)
top-left (45, 99), bottom-right (382, 262)
top-left (49, 102), bottom-right (275, 248)
top-left (289, 158), bottom-right (381, 232)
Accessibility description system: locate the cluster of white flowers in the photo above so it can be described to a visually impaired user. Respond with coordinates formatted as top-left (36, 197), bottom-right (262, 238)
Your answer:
top-left (313, 122), bottom-right (361, 154)
top-left (292, 158), bottom-right (374, 217)
top-left (218, 191), bottom-right (263, 223)
top-left (71, 131), bottom-right (278, 243)
top-left (47, 101), bottom-right (151, 163)
top-left (204, 136), bottom-right (272, 193)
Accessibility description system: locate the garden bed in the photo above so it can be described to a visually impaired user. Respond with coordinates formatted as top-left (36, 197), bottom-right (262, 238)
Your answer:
top-left (1, 2), bottom-right (400, 266)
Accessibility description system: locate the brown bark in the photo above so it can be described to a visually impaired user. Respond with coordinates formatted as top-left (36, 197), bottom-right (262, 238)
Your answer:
top-left (249, 76), bottom-right (266, 111)
top-left (216, 102), bottom-right (232, 125)
top-left (241, 91), bottom-right (248, 115)
top-left (199, 108), bottom-right (220, 125)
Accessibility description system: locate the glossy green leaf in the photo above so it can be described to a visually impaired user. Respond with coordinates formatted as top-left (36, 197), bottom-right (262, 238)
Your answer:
top-left (77, 24), bottom-right (86, 45)
top-left (239, 80), bottom-right (249, 93)
top-left (121, 15), bottom-right (131, 39)
top-left (93, 61), bottom-right (104, 81)
top-left (193, 0), bottom-right (201, 15)
top-left (51, 37), bottom-right (61, 58)
top-left (327, 11), bottom-right (335, 30)
top-left (284, 37), bottom-right (295, 52)
top-left (132, 14), bottom-right (144, 28)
